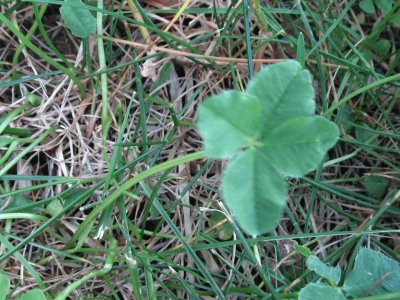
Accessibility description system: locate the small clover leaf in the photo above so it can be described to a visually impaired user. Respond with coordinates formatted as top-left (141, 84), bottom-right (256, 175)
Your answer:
top-left (343, 248), bottom-right (400, 297)
top-left (16, 289), bottom-right (46, 300)
top-left (246, 60), bottom-right (315, 132)
top-left (360, 0), bottom-right (393, 14)
top-left (306, 255), bottom-right (341, 285)
top-left (299, 283), bottom-right (346, 300)
top-left (197, 91), bottom-right (262, 159)
top-left (222, 148), bottom-right (287, 236)
top-left (197, 60), bottom-right (339, 235)
top-left (261, 116), bottom-right (339, 177)
top-left (60, 0), bottom-right (96, 38)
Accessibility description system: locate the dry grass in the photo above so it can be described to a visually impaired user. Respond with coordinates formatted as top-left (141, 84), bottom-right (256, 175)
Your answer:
top-left (0, 0), bottom-right (399, 299)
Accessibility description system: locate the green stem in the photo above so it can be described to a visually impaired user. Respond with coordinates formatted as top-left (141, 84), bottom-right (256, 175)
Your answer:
top-left (125, 255), bottom-right (143, 300)
top-left (66, 151), bottom-right (207, 247)
top-left (55, 239), bottom-right (118, 300)
top-left (252, 234), bottom-right (261, 264)
top-left (97, 0), bottom-right (110, 158)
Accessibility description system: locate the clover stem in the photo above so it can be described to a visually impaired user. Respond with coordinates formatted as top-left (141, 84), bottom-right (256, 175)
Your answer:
top-left (253, 235), bottom-right (261, 264)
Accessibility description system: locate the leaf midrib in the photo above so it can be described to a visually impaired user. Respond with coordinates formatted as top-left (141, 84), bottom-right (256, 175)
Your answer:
top-left (204, 104), bottom-right (258, 141)
top-left (259, 67), bottom-right (304, 128)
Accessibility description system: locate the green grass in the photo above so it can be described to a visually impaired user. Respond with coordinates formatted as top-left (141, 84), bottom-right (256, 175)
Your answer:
top-left (0, 0), bottom-right (399, 299)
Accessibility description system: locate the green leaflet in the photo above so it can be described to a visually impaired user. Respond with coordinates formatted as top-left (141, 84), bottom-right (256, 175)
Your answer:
top-left (197, 60), bottom-right (339, 235)
top-left (343, 248), bottom-right (400, 297)
top-left (222, 148), bottom-right (287, 236)
top-left (16, 289), bottom-right (46, 300)
top-left (306, 255), bottom-right (341, 285)
top-left (360, 0), bottom-right (393, 14)
top-left (60, 0), bottom-right (96, 38)
top-left (302, 247), bottom-right (400, 299)
top-left (360, 0), bottom-right (376, 13)
top-left (299, 283), bottom-right (346, 300)
top-left (261, 117), bottom-right (338, 177)
top-left (197, 91), bottom-right (262, 159)
top-left (374, 0), bottom-right (393, 13)
top-left (246, 60), bottom-right (315, 132)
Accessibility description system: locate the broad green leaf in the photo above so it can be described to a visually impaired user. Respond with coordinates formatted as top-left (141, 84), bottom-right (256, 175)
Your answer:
top-left (197, 91), bottom-right (262, 159)
top-left (222, 148), bottom-right (286, 235)
top-left (299, 283), bottom-right (346, 300)
top-left (246, 60), bottom-right (315, 131)
top-left (375, 0), bottom-right (392, 13)
top-left (344, 248), bottom-right (400, 297)
top-left (362, 175), bottom-right (389, 198)
top-left (306, 255), bottom-right (341, 284)
top-left (16, 289), bottom-right (46, 300)
top-left (261, 117), bottom-right (339, 177)
top-left (60, 0), bottom-right (96, 38)
top-left (0, 273), bottom-right (10, 300)
top-left (360, 0), bottom-right (376, 13)
top-left (197, 61), bottom-right (340, 235)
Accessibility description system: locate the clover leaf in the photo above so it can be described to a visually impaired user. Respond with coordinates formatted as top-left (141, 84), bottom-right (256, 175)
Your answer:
top-left (306, 255), bottom-right (341, 285)
top-left (60, 0), bottom-right (96, 38)
top-left (197, 60), bottom-right (339, 235)
top-left (343, 248), bottom-right (400, 297)
top-left (246, 60), bottom-right (315, 131)
top-left (299, 283), bottom-right (346, 300)
top-left (198, 91), bottom-right (262, 158)
top-left (360, 0), bottom-right (393, 14)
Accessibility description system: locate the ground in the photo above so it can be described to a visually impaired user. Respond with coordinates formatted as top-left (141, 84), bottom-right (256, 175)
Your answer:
top-left (0, 0), bottom-right (399, 299)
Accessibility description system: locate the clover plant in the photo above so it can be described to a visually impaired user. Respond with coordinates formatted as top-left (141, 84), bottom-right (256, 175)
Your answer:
top-left (299, 247), bottom-right (400, 299)
top-left (197, 60), bottom-right (339, 235)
